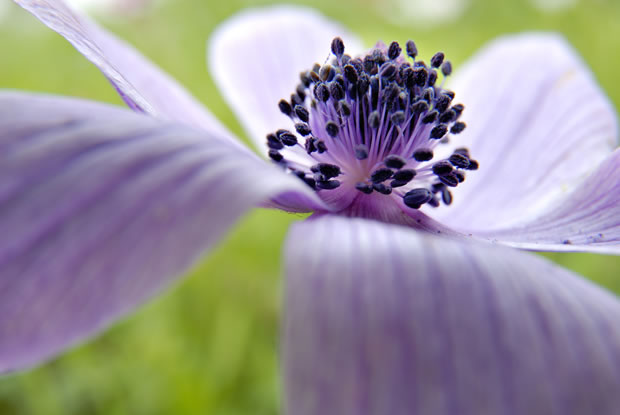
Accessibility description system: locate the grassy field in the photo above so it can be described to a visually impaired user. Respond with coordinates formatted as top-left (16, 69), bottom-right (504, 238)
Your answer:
top-left (1, 0), bottom-right (619, 413)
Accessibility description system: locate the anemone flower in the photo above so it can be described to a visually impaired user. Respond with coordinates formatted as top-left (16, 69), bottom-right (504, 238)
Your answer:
top-left (3, 1), bottom-right (620, 413)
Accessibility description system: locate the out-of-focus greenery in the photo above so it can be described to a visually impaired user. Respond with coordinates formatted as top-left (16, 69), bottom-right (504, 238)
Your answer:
top-left (0, 0), bottom-right (619, 413)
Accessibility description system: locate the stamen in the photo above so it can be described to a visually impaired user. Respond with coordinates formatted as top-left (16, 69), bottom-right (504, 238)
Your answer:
top-left (384, 155), bottom-right (407, 169)
top-left (403, 188), bottom-right (433, 209)
top-left (430, 52), bottom-right (445, 68)
top-left (448, 153), bottom-right (470, 169)
top-left (391, 111), bottom-right (406, 125)
top-left (430, 124), bottom-right (448, 139)
top-left (278, 131), bottom-right (297, 146)
top-left (330, 82), bottom-right (345, 100)
top-left (441, 61), bottom-right (452, 77)
top-left (294, 105), bottom-right (309, 122)
top-left (381, 63), bottom-right (398, 80)
top-left (405, 40), bottom-right (418, 59)
top-left (422, 111), bottom-right (438, 124)
top-left (393, 169), bottom-right (416, 182)
top-left (266, 133), bottom-right (284, 150)
top-left (325, 121), bottom-right (339, 137)
top-left (414, 67), bottom-right (428, 87)
top-left (319, 64), bottom-right (333, 82)
top-left (432, 161), bottom-right (454, 176)
top-left (368, 111), bottom-right (381, 128)
top-left (439, 110), bottom-right (456, 124)
top-left (338, 101), bottom-right (351, 116)
top-left (317, 180), bottom-right (341, 190)
top-left (427, 70), bottom-right (438, 86)
top-left (435, 95), bottom-right (452, 113)
top-left (312, 163), bottom-right (341, 179)
top-left (452, 104), bottom-right (464, 118)
top-left (466, 160), bottom-right (479, 170)
top-left (442, 188), bottom-right (453, 205)
top-left (268, 149), bottom-right (283, 162)
top-left (439, 173), bottom-right (458, 187)
top-left (278, 99), bottom-right (292, 116)
top-left (413, 149), bottom-right (433, 162)
top-left (295, 123), bottom-right (312, 136)
top-left (388, 41), bottom-right (402, 60)
top-left (356, 182), bottom-right (374, 194)
top-left (371, 168), bottom-right (394, 183)
top-left (355, 145), bottom-right (369, 160)
top-left (373, 183), bottom-right (392, 195)
top-left (265, 36), bottom-right (477, 212)
top-left (344, 64), bottom-right (358, 83)
top-left (451, 121), bottom-right (466, 134)
top-left (315, 83), bottom-right (329, 101)
top-left (331, 37), bottom-right (345, 58)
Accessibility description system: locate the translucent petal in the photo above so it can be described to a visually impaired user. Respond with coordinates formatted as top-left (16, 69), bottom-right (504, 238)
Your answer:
top-left (284, 215), bottom-right (620, 414)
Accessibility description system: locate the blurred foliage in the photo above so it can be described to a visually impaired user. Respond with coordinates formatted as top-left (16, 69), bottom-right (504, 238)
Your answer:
top-left (0, 0), bottom-right (619, 413)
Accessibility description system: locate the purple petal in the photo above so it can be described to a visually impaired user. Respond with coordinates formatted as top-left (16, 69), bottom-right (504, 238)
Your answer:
top-left (261, 190), bottom-right (329, 213)
top-left (0, 92), bottom-right (317, 373)
top-left (430, 34), bottom-right (617, 235)
top-left (482, 148), bottom-right (620, 253)
top-left (208, 5), bottom-right (363, 153)
top-left (14, 0), bottom-right (236, 142)
top-left (284, 215), bottom-right (620, 414)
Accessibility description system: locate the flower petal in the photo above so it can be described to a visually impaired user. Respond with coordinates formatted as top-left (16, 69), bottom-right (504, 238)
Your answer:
top-left (284, 215), bottom-right (620, 415)
top-left (0, 92), bottom-right (317, 373)
top-left (14, 0), bottom-right (236, 142)
top-left (431, 33), bottom-right (617, 233)
top-left (481, 148), bottom-right (620, 253)
top-left (208, 5), bottom-right (363, 153)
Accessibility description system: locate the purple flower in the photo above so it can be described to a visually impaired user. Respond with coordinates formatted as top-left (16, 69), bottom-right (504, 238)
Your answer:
top-left (4, 1), bottom-right (620, 413)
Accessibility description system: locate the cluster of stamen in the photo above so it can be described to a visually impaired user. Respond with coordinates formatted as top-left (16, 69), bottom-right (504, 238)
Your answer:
top-left (267, 37), bottom-right (478, 210)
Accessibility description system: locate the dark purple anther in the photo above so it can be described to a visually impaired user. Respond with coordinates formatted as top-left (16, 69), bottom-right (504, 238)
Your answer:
top-left (431, 52), bottom-right (445, 68)
top-left (430, 124), bottom-right (448, 139)
top-left (373, 183), bottom-right (392, 195)
top-left (406, 40), bottom-right (418, 58)
top-left (413, 149), bottom-right (433, 162)
top-left (403, 188), bottom-right (432, 209)
top-left (331, 37), bottom-right (345, 58)
top-left (295, 105), bottom-right (309, 122)
top-left (356, 182), bottom-right (374, 194)
top-left (325, 121), bottom-right (339, 137)
top-left (384, 155), bottom-right (407, 169)
top-left (371, 168), bottom-right (394, 183)
top-left (393, 169), bottom-right (416, 182)
top-left (451, 122), bottom-right (466, 134)
top-left (388, 41), bottom-right (402, 60)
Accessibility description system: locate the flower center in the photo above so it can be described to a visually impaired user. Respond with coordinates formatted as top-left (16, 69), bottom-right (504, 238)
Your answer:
top-left (267, 38), bottom-right (478, 211)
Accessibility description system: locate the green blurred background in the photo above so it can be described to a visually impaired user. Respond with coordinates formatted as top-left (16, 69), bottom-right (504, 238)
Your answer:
top-left (1, 0), bottom-right (619, 413)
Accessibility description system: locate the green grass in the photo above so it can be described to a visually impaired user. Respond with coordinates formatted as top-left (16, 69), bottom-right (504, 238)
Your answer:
top-left (1, 0), bottom-right (619, 413)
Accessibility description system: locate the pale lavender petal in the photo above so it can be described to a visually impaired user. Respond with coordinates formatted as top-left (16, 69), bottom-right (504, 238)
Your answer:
top-left (261, 190), bottom-right (328, 213)
top-left (480, 148), bottom-right (620, 253)
top-left (0, 92), bottom-right (317, 373)
top-left (284, 215), bottom-right (620, 415)
top-left (430, 34), bottom-right (617, 233)
top-left (208, 5), bottom-right (363, 153)
top-left (14, 0), bottom-right (237, 143)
